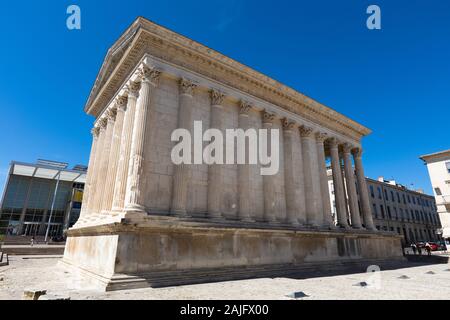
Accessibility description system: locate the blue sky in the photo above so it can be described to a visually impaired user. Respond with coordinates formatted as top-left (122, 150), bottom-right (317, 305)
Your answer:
top-left (0, 0), bottom-right (449, 196)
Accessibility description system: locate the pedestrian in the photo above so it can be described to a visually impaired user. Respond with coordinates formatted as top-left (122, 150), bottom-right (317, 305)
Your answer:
top-left (30, 236), bottom-right (34, 247)
top-left (425, 243), bottom-right (432, 257)
top-left (417, 245), bottom-right (422, 256)
top-left (411, 243), bottom-right (417, 255)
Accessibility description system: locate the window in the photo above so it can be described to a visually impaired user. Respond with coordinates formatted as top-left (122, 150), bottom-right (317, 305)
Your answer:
top-left (446, 181), bottom-right (450, 185)
top-left (387, 206), bottom-right (392, 219)
top-left (370, 186), bottom-right (375, 198)
top-left (435, 188), bottom-right (442, 196)
top-left (397, 192), bottom-right (401, 203)
top-left (408, 195), bottom-right (411, 203)
top-left (380, 205), bottom-right (385, 219)
top-left (403, 194), bottom-right (406, 204)
top-left (378, 187), bottom-right (382, 199)
top-left (384, 189), bottom-right (388, 200)
top-left (373, 204), bottom-right (377, 218)
top-left (390, 191), bottom-right (395, 202)
top-left (446, 161), bottom-right (450, 174)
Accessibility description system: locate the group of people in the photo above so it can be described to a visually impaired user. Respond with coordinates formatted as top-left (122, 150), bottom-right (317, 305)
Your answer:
top-left (410, 243), bottom-right (433, 256)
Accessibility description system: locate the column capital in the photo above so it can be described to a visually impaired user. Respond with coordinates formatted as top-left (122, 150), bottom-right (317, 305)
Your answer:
top-left (125, 80), bottom-right (141, 98)
top-left (210, 89), bottom-right (225, 106)
top-left (262, 110), bottom-right (276, 125)
top-left (327, 137), bottom-right (340, 148)
top-left (98, 117), bottom-right (108, 129)
top-left (180, 78), bottom-right (197, 96)
top-left (315, 132), bottom-right (328, 143)
top-left (299, 125), bottom-right (313, 138)
top-left (139, 64), bottom-right (161, 86)
top-left (116, 95), bottom-right (128, 111)
top-left (342, 143), bottom-right (354, 154)
top-left (282, 118), bottom-right (296, 132)
top-left (91, 126), bottom-right (100, 137)
top-left (352, 147), bottom-right (363, 159)
top-left (239, 100), bottom-right (253, 116)
top-left (106, 107), bottom-right (117, 122)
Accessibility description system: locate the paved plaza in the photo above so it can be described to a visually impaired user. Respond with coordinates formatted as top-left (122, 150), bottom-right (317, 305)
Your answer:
top-left (1, 255), bottom-right (449, 300)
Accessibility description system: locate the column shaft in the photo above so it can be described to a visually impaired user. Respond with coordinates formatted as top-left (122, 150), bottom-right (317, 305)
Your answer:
top-left (330, 139), bottom-right (350, 228)
top-left (300, 127), bottom-right (322, 227)
top-left (87, 123), bottom-right (106, 214)
top-left (262, 111), bottom-right (277, 223)
top-left (343, 144), bottom-right (363, 228)
top-left (112, 81), bottom-right (140, 212)
top-left (237, 101), bottom-right (254, 222)
top-left (283, 120), bottom-right (300, 226)
top-left (101, 97), bottom-right (127, 213)
top-left (79, 127), bottom-right (99, 219)
top-left (95, 110), bottom-right (116, 213)
top-left (171, 79), bottom-right (196, 217)
top-left (316, 134), bottom-right (334, 228)
top-left (125, 65), bottom-right (161, 213)
top-left (353, 149), bottom-right (377, 230)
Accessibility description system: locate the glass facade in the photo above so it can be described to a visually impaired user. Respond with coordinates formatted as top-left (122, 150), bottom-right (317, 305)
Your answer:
top-left (0, 161), bottom-right (86, 238)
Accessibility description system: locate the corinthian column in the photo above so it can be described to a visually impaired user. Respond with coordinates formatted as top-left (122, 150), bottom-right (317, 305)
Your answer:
top-left (112, 81), bottom-right (140, 212)
top-left (88, 119), bottom-right (107, 215)
top-left (343, 143), bottom-right (363, 229)
top-left (171, 78), bottom-right (197, 217)
top-left (283, 119), bottom-right (301, 226)
top-left (262, 111), bottom-right (277, 223)
top-left (207, 89), bottom-right (225, 219)
top-left (79, 126), bottom-right (100, 220)
top-left (125, 65), bottom-right (161, 214)
top-left (316, 133), bottom-right (334, 228)
top-left (237, 101), bottom-right (254, 222)
top-left (101, 96), bottom-right (127, 213)
top-left (300, 126), bottom-right (322, 227)
top-left (353, 148), bottom-right (377, 231)
top-left (94, 109), bottom-right (116, 214)
top-left (329, 138), bottom-right (349, 229)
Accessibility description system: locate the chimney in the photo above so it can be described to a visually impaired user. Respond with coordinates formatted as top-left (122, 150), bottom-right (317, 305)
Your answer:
top-left (378, 176), bottom-right (384, 182)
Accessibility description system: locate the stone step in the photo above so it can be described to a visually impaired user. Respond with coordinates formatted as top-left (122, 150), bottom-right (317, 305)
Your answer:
top-left (1, 245), bottom-right (65, 256)
top-left (105, 258), bottom-right (407, 291)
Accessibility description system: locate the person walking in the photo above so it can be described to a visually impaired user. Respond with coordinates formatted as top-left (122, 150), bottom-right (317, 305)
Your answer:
top-left (425, 242), bottom-right (432, 257)
top-left (411, 243), bottom-right (417, 255)
top-left (30, 236), bottom-right (35, 247)
top-left (417, 245), bottom-right (422, 256)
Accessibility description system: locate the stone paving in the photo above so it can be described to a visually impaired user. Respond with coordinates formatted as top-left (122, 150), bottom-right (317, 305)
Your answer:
top-left (0, 255), bottom-right (449, 300)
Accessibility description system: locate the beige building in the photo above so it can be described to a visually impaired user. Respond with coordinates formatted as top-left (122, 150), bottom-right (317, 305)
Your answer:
top-left (328, 173), bottom-right (441, 245)
top-left (62, 17), bottom-right (403, 291)
top-left (420, 149), bottom-right (450, 240)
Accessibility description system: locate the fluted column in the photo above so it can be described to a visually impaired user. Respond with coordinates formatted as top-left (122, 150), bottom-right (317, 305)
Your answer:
top-left (125, 65), bottom-right (161, 213)
top-left (112, 81), bottom-right (140, 212)
top-left (262, 111), bottom-right (277, 223)
top-left (343, 143), bottom-right (363, 229)
top-left (88, 119), bottom-right (107, 215)
top-left (101, 96), bottom-right (127, 213)
top-left (207, 89), bottom-right (225, 219)
top-left (300, 126), bottom-right (322, 227)
top-left (95, 108), bottom-right (116, 214)
top-left (171, 78), bottom-right (197, 217)
top-left (237, 101), bottom-right (254, 222)
top-left (316, 133), bottom-right (334, 228)
top-left (353, 148), bottom-right (377, 231)
top-left (329, 138), bottom-right (349, 228)
top-left (79, 126), bottom-right (100, 220)
top-left (283, 119), bottom-right (301, 226)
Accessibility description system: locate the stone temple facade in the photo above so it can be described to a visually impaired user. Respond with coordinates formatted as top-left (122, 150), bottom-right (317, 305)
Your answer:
top-left (62, 17), bottom-right (404, 290)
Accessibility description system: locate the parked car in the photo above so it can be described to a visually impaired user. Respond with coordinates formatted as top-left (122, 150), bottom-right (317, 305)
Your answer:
top-left (437, 241), bottom-right (448, 251)
top-left (427, 242), bottom-right (439, 251)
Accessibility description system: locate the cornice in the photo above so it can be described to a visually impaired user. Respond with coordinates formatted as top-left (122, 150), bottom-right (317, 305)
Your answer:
top-left (85, 17), bottom-right (372, 141)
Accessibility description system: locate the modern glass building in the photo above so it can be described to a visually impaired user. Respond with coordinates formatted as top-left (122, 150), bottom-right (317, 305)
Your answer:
top-left (0, 160), bottom-right (87, 238)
